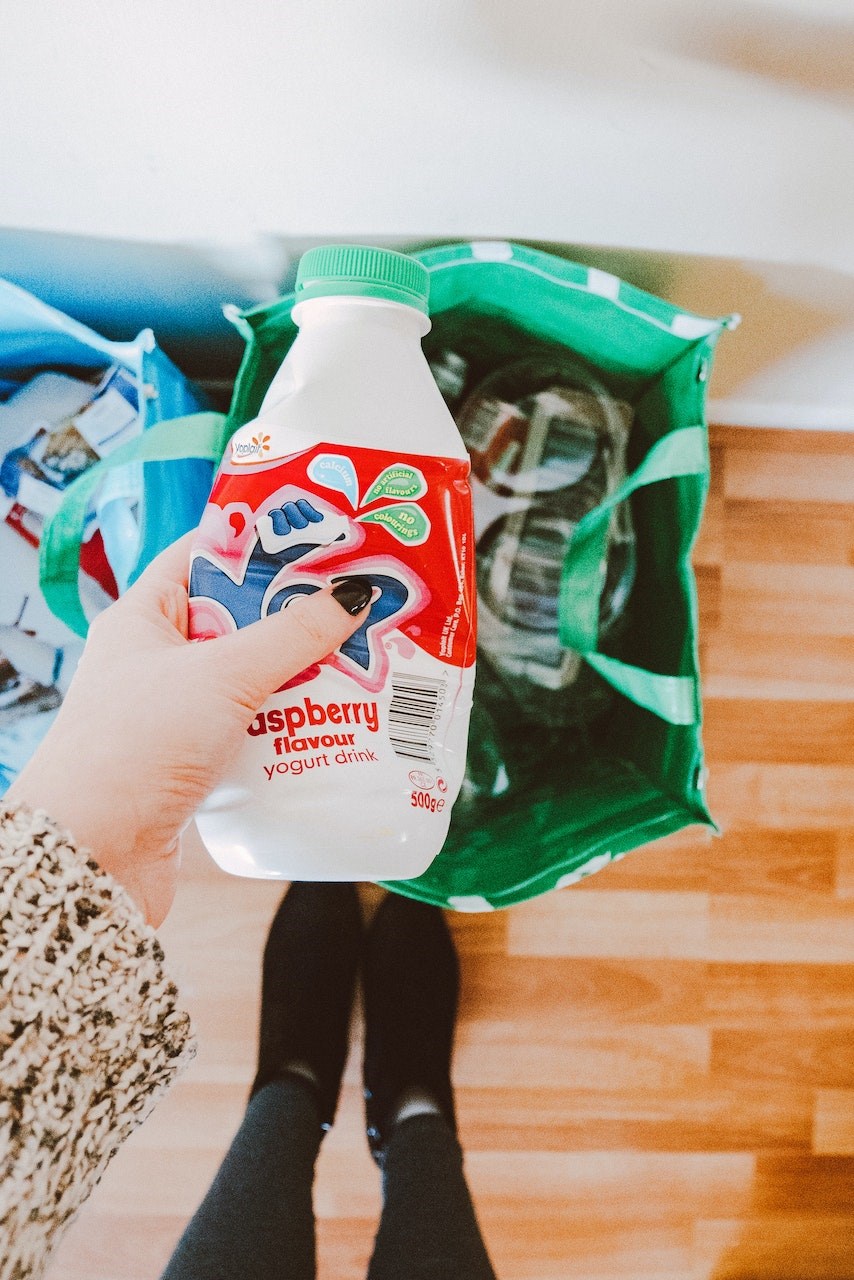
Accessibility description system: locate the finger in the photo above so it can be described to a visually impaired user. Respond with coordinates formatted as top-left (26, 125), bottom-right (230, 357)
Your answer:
top-left (202, 578), bottom-right (373, 707)
top-left (130, 531), bottom-right (196, 600)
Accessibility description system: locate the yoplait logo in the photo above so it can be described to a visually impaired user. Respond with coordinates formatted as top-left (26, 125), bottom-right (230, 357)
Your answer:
top-left (232, 431), bottom-right (271, 462)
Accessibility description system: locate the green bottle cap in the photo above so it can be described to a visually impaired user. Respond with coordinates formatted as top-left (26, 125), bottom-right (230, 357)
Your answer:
top-left (295, 245), bottom-right (429, 314)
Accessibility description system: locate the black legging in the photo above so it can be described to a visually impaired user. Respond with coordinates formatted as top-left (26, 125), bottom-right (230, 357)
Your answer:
top-left (161, 1078), bottom-right (497, 1280)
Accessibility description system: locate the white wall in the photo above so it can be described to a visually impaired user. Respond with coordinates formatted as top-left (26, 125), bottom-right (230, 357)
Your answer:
top-left (2, 0), bottom-right (853, 272)
top-left (2, 1), bottom-right (853, 431)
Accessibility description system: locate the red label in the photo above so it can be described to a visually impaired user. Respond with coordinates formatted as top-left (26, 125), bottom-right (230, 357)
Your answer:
top-left (189, 443), bottom-right (476, 693)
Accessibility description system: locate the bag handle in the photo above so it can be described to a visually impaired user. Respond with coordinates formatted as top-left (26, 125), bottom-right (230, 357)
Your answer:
top-left (558, 425), bottom-right (708, 725)
top-left (40, 412), bottom-right (230, 638)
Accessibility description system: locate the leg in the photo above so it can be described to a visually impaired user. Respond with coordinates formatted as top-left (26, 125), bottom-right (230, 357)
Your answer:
top-left (368, 1112), bottom-right (497, 1280)
top-left (161, 1077), bottom-right (321, 1280)
top-left (162, 882), bottom-right (363, 1280)
top-left (362, 895), bottom-right (498, 1280)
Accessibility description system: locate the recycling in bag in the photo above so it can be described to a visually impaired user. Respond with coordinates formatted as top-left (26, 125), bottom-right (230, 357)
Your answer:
top-left (37, 243), bottom-right (735, 908)
top-left (0, 277), bottom-right (209, 790)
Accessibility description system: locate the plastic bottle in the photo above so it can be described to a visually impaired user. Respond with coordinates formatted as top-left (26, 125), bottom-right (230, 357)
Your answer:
top-left (188, 246), bottom-right (476, 881)
top-left (457, 357), bottom-right (636, 725)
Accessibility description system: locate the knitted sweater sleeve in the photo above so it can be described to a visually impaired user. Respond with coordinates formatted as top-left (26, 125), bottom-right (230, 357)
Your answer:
top-left (0, 803), bottom-right (196, 1280)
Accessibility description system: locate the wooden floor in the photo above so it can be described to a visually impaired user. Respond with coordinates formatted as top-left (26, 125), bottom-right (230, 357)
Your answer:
top-left (52, 425), bottom-right (854, 1280)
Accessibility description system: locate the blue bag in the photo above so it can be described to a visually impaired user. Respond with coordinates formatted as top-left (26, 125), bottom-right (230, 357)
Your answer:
top-left (0, 277), bottom-right (211, 631)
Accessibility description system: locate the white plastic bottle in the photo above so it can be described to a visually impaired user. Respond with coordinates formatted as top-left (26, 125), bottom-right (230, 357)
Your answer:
top-left (188, 246), bottom-right (476, 881)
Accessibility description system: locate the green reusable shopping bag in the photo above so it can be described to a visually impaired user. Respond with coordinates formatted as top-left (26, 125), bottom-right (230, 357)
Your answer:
top-left (388, 243), bottom-right (734, 909)
top-left (41, 242), bottom-right (734, 909)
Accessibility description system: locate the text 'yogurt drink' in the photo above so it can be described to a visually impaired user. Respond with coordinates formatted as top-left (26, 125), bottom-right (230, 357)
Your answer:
top-left (188, 246), bottom-right (476, 881)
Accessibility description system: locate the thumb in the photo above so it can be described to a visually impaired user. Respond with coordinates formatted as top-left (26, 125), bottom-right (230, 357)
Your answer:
top-left (202, 578), bottom-right (373, 706)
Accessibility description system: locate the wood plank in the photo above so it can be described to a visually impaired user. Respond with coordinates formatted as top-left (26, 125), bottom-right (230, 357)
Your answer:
top-left (750, 1155), bottom-right (854, 1215)
top-left (723, 447), bottom-right (854, 504)
top-left (693, 493), bottom-right (724, 567)
top-left (708, 442), bottom-right (726, 497)
top-left (586, 830), bottom-right (716, 892)
top-left (313, 1140), bottom-right (383, 1219)
top-left (835, 830), bottom-right (854, 900)
top-left (701, 698), bottom-right (854, 766)
top-left (464, 953), bottom-right (854, 1032)
top-left (460, 955), bottom-right (709, 1025)
top-left (700, 632), bottom-right (854, 702)
top-left (479, 1220), bottom-right (698, 1280)
top-left (707, 893), bottom-right (854, 964)
top-left (705, 963), bottom-right (854, 1031)
top-left (712, 1029), bottom-right (854, 1089)
top-left (720, 498), bottom-right (854, 567)
top-left (598, 828), bottom-right (837, 896)
top-left (464, 1151), bottom-right (755, 1220)
top-left (701, 673), bottom-right (854, 702)
top-left (707, 764), bottom-right (854, 829)
top-left (813, 1090), bottom-right (854, 1156)
top-left (513, 870), bottom-right (853, 966)
top-left (157, 878), bottom-right (282, 995)
top-left (448, 904), bottom-right (510, 956)
top-left (67, 1141), bottom-right (236, 1220)
top-left (709, 425), bottom-right (854, 455)
top-left (453, 1024), bottom-right (711, 1092)
top-left (120, 1080), bottom-right (246, 1152)
top-left (316, 1220), bottom-right (375, 1280)
top-left (459, 1084), bottom-right (812, 1153)
top-left (694, 1216), bottom-right (854, 1280)
top-left (694, 562), bottom-right (722, 629)
top-left (719, 563), bottom-right (854, 638)
top-left (44, 1214), bottom-right (186, 1280)
top-left (507, 889), bottom-right (710, 960)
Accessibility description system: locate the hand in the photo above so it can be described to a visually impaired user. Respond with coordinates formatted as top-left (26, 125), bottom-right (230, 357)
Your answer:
top-left (6, 533), bottom-right (372, 927)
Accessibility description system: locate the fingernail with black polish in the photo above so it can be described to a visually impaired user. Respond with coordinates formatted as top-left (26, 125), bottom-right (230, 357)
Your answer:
top-left (332, 576), bottom-right (373, 616)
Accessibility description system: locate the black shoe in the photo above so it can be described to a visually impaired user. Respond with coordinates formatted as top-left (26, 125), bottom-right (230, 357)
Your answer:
top-left (251, 882), bottom-right (362, 1131)
top-left (362, 893), bottom-right (459, 1165)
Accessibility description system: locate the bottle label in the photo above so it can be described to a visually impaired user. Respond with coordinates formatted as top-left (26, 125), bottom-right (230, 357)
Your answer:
top-left (189, 437), bottom-right (473, 737)
top-left (190, 440), bottom-right (475, 677)
top-left (189, 442), bottom-right (475, 808)
top-left (188, 442), bottom-right (473, 860)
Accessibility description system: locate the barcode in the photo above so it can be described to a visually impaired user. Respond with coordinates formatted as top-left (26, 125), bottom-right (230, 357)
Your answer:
top-left (388, 673), bottom-right (445, 761)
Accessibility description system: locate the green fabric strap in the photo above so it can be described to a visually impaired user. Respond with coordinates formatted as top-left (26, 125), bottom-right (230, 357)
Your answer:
top-left (584, 652), bottom-right (698, 726)
top-left (558, 426), bottom-right (708, 726)
top-left (40, 412), bottom-right (230, 638)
